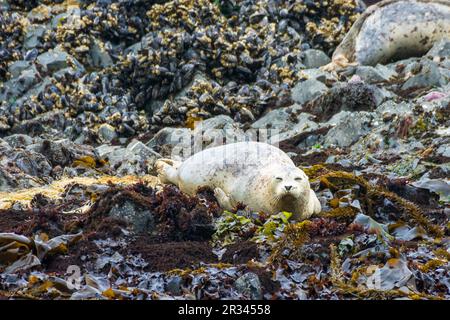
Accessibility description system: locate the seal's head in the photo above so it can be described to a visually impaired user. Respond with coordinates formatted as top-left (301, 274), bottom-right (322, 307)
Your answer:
top-left (269, 166), bottom-right (310, 201)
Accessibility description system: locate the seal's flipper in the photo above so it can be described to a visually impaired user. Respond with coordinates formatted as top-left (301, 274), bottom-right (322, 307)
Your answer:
top-left (156, 158), bottom-right (182, 168)
top-left (214, 187), bottom-right (234, 211)
top-left (321, 55), bottom-right (357, 72)
top-left (301, 189), bottom-right (322, 219)
top-left (310, 189), bottom-right (322, 214)
top-left (155, 159), bottom-right (180, 186)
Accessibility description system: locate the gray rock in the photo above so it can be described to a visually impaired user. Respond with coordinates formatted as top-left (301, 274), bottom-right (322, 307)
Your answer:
top-left (199, 115), bottom-right (235, 130)
top-left (95, 145), bottom-right (122, 159)
top-left (269, 113), bottom-right (319, 145)
top-left (366, 257), bottom-right (413, 291)
top-left (324, 111), bottom-right (373, 147)
top-left (297, 133), bottom-right (321, 149)
top-left (89, 38), bottom-right (113, 68)
top-left (0, 170), bottom-right (10, 192)
top-left (355, 65), bottom-right (396, 83)
top-left (116, 159), bottom-right (147, 176)
top-left (11, 150), bottom-right (52, 177)
top-left (97, 124), bottom-right (117, 143)
top-left (325, 110), bottom-right (353, 126)
top-left (0, 164), bottom-right (44, 191)
top-left (404, 61), bottom-right (422, 75)
top-left (195, 115), bottom-right (250, 147)
top-left (9, 76), bottom-right (51, 107)
top-left (51, 7), bottom-right (81, 29)
top-left (147, 119), bottom-right (248, 158)
top-left (3, 134), bottom-right (34, 148)
top-left (125, 42), bottom-right (144, 55)
top-left (234, 272), bottom-right (263, 300)
top-left (251, 104), bottom-right (303, 132)
top-left (100, 147), bottom-right (127, 167)
top-left (439, 66), bottom-right (450, 82)
top-left (0, 65), bottom-right (40, 102)
top-left (386, 57), bottom-right (420, 72)
top-left (300, 68), bottom-right (338, 83)
top-left (392, 226), bottom-right (425, 241)
top-left (126, 140), bottom-right (160, 173)
top-left (27, 139), bottom-right (96, 167)
top-left (108, 201), bottom-right (154, 234)
top-left (27, 5), bottom-right (51, 22)
top-left (0, 0), bottom-right (9, 10)
top-left (9, 108), bottom-right (64, 136)
top-left (98, 140), bottom-right (158, 175)
top-left (427, 39), bottom-right (450, 59)
top-left (36, 46), bottom-right (83, 74)
top-left (23, 25), bottom-right (46, 50)
top-left (146, 127), bottom-right (191, 149)
top-left (0, 139), bottom-right (11, 153)
top-left (436, 144), bottom-right (450, 158)
top-left (304, 82), bottom-right (379, 122)
top-left (377, 101), bottom-right (412, 117)
top-left (291, 79), bottom-right (328, 105)
top-left (372, 86), bottom-right (395, 106)
top-left (300, 49), bottom-right (331, 69)
top-left (8, 60), bottom-right (31, 78)
top-left (402, 61), bottom-right (444, 91)
top-left (440, 58), bottom-right (450, 70)
top-left (126, 140), bottom-right (159, 159)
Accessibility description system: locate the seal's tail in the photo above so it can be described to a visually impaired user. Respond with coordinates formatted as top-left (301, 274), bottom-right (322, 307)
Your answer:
top-left (155, 158), bottom-right (181, 186)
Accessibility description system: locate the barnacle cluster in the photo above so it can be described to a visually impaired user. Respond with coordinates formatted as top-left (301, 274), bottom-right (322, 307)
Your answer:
top-left (0, 10), bottom-right (27, 80)
top-left (0, 0), bottom-right (363, 142)
top-left (118, 0), bottom-right (364, 129)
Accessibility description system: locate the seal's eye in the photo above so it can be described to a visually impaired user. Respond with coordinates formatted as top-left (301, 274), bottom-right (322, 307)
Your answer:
top-left (275, 177), bottom-right (283, 181)
top-left (294, 177), bottom-right (302, 181)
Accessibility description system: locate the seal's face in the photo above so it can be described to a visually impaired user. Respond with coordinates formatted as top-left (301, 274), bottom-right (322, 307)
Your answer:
top-left (271, 168), bottom-right (310, 200)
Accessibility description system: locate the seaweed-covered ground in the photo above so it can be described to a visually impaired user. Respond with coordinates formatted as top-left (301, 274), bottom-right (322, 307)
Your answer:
top-left (0, 0), bottom-right (449, 300)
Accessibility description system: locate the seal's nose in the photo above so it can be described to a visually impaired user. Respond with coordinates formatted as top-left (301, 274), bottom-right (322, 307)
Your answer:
top-left (285, 185), bottom-right (292, 191)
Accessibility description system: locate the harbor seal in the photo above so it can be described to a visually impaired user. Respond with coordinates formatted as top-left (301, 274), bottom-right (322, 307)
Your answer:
top-left (155, 141), bottom-right (321, 220)
top-left (323, 0), bottom-right (450, 70)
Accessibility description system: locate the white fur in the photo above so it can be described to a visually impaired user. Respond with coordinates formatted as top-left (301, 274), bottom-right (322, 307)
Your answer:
top-left (156, 142), bottom-right (321, 220)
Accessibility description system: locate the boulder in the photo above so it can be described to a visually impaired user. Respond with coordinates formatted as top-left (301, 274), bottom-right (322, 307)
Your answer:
top-left (354, 65), bottom-right (396, 83)
top-left (427, 39), bottom-right (450, 59)
top-left (402, 60), bottom-right (444, 91)
top-left (300, 49), bottom-right (331, 69)
top-left (324, 111), bottom-right (373, 147)
top-left (291, 79), bottom-right (328, 105)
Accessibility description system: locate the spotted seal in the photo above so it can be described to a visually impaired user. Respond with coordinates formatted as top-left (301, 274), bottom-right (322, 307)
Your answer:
top-left (155, 141), bottom-right (321, 220)
top-left (324, 0), bottom-right (450, 70)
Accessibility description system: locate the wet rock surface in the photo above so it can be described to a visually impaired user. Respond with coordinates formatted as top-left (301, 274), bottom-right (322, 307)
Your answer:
top-left (0, 0), bottom-right (449, 300)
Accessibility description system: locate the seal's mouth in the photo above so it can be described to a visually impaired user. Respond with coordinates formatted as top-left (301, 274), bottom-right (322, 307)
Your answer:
top-left (280, 193), bottom-right (298, 202)
top-left (280, 193), bottom-right (297, 199)
top-left (279, 191), bottom-right (300, 200)
top-left (276, 194), bottom-right (299, 214)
